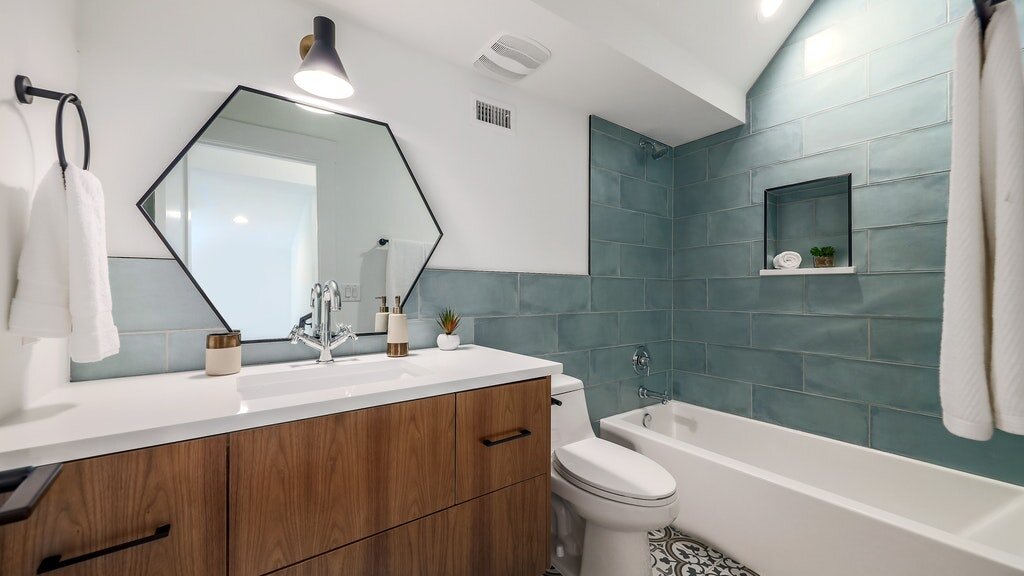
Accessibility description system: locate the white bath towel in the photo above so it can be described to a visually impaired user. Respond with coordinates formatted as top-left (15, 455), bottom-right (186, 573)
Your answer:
top-left (941, 4), bottom-right (1024, 440)
top-left (772, 251), bottom-right (802, 269)
top-left (64, 165), bottom-right (119, 362)
top-left (985, 3), bottom-right (1024, 436)
top-left (385, 239), bottom-right (431, 305)
top-left (8, 164), bottom-right (72, 337)
top-left (8, 163), bottom-right (119, 363)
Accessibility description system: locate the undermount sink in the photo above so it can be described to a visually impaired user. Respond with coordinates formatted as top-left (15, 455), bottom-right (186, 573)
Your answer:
top-left (237, 357), bottom-right (432, 401)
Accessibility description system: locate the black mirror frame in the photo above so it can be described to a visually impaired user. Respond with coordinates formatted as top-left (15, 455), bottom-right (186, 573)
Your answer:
top-left (135, 85), bottom-right (443, 343)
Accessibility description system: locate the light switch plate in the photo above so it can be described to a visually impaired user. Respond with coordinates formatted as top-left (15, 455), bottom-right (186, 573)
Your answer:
top-left (339, 283), bottom-right (360, 302)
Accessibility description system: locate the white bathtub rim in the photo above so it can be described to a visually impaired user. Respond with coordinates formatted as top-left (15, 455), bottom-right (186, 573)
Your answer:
top-left (601, 403), bottom-right (1024, 572)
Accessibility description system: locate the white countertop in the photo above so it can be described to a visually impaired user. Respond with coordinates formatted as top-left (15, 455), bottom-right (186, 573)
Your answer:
top-left (0, 345), bottom-right (561, 471)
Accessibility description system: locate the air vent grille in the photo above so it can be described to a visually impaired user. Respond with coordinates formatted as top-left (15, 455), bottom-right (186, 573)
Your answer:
top-left (473, 34), bottom-right (551, 83)
top-left (476, 99), bottom-right (512, 130)
top-left (492, 39), bottom-right (542, 69)
top-left (474, 55), bottom-right (527, 81)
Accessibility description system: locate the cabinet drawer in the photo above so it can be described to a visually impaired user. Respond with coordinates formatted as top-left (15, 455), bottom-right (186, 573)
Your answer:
top-left (229, 394), bottom-right (455, 576)
top-left (455, 377), bottom-right (550, 502)
top-left (271, 508), bottom-right (452, 576)
top-left (449, 475), bottom-right (549, 576)
top-left (0, 437), bottom-right (227, 576)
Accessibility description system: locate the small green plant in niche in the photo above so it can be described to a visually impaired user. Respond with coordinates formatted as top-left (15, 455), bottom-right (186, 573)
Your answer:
top-left (810, 246), bottom-right (836, 268)
top-left (436, 308), bottom-right (462, 351)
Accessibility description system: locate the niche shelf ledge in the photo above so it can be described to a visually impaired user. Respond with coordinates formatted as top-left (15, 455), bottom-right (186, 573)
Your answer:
top-left (759, 266), bottom-right (857, 276)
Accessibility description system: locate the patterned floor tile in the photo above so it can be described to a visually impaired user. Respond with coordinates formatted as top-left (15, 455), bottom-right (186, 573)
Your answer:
top-left (547, 526), bottom-right (759, 576)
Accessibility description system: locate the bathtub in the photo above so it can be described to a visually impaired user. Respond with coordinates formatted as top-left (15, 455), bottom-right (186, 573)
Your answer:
top-left (600, 401), bottom-right (1024, 576)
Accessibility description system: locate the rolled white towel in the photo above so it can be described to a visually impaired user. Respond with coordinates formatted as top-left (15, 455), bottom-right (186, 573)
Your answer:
top-left (773, 251), bottom-right (802, 269)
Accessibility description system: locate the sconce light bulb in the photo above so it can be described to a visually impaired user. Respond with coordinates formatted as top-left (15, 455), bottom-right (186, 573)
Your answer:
top-left (293, 69), bottom-right (354, 100)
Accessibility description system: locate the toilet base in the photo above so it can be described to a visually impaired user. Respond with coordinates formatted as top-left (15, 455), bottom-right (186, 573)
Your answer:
top-left (580, 524), bottom-right (650, 576)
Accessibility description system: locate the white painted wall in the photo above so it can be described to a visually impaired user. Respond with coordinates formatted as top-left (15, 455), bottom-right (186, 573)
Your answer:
top-left (0, 0), bottom-right (589, 415)
top-left (0, 0), bottom-right (79, 418)
top-left (77, 0), bottom-right (590, 275)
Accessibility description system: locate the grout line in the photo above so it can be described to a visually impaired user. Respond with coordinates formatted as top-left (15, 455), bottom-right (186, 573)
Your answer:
top-left (677, 132), bottom-right (949, 198)
top-left (868, 402), bottom-right (874, 446)
top-left (119, 327), bottom-right (221, 336)
top-left (753, 19), bottom-right (956, 101)
top-left (679, 172), bottom-right (950, 221)
top-left (866, 317), bottom-right (872, 358)
top-left (753, 68), bottom-right (950, 136)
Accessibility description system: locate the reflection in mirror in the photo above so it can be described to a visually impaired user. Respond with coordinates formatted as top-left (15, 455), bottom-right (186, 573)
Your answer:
top-left (140, 88), bottom-right (441, 340)
top-left (764, 174), bottom-right (852, 269)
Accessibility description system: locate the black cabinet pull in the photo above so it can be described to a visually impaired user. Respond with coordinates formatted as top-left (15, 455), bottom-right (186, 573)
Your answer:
top-left (0, 463), bottom-right (62, 526)
top-left (37, 524), bottom-right (171, 574)
top-left (551, 397), bottom-right (563, 406)
top-left (481, 429), bottom-right (532, 447)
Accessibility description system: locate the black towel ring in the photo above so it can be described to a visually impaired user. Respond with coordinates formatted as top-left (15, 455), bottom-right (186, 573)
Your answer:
top-left (13, 75), bottom-right (91, 171)
top-left (55, 93), bottom-right (90, 171)
top-left (974, 0), bottom-right (1006, 33)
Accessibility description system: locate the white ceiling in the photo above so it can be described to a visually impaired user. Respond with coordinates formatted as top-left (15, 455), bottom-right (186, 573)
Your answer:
top-left (592, 0), bottom-right (815, 94)
top-left (317, 0), bottom-right (811, 146)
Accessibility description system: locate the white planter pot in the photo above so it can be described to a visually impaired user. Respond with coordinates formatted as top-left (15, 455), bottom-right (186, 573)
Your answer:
top-left (436, 333), bottom-right (460, 351)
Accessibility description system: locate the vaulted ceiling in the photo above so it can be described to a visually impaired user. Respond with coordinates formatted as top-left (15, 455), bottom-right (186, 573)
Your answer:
top-left (320, 0), bottom-right (812, 145)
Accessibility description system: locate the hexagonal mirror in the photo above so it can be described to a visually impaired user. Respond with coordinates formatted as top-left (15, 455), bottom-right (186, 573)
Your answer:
top-left (138, 87), bottom-right (441, 341)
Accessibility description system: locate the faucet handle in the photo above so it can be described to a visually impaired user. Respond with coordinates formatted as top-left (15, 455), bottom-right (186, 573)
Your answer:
top-left (290, 313), bottom-right (314, 343)
top-left (328, 323), bottom-right (358, 350)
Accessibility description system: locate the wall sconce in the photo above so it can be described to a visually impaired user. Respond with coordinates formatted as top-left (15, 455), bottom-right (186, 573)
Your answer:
top-left (294, 16), bottom-right (354, 99)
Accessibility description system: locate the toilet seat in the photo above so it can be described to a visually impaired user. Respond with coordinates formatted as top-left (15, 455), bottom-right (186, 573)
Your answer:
top-left (552, 437), bottom-right (676, 507)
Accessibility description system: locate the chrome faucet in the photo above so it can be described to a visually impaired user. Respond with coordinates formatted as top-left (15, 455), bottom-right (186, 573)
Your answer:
top-left (633, 345), bottom-right (668, 404)
top-left (638, 386), bottom-right (670, 405)
top-left (289, 280), bottom-right (358, 363)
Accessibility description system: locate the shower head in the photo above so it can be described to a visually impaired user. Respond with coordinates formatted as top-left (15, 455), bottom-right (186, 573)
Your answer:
top-left (639, 137), bottom-right (670, 160)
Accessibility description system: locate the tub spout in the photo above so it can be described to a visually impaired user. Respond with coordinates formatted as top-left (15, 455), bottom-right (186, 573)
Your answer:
top-left (638, 386), bottom-right (669, 405)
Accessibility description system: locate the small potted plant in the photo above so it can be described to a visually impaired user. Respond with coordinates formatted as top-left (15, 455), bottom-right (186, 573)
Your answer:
top-left (810, 246), bottom-right (836, 268)
top-left (436, 307), bottom-right (462, 351)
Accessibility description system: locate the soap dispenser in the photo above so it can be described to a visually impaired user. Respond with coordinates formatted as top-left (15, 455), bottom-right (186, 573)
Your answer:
top-left (386, 296), bottom-right (408, 357)
top-left (374, 296), bottom-right (390, 333)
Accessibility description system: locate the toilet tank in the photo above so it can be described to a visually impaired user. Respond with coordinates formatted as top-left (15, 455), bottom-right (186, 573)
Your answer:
top-left (550, 375), bottom-right (595, 452)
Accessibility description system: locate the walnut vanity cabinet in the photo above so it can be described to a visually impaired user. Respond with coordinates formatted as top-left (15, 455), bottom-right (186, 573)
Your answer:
top-left (228, 394), bottom-right (457, 576)
top-left (0, 437), bottom-right (226, 576)
top-left (268, 508), bottom-right (454, 576)
top-left (449, 475), bottom-right (550, 576)
top-left (455, 377), bottom-right (551, 502)
top-left (261, 377), bottom-right (552, 576)
top-left (0, 376), bottom-right (552, 576)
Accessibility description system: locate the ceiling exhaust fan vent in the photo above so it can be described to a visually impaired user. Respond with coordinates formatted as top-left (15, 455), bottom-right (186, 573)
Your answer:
top-left (475, 98), bottom-right (513, 130)
top-left (474, 55), bottom-right (527, 81)
top-left (473, 34), bottom-right (551, 82)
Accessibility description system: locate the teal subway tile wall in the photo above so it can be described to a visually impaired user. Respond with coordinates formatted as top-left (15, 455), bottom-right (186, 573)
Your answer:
top-left (670, 0), bottom-right (1024, 486)
top-left (75, 117), bottom-right (675, 431)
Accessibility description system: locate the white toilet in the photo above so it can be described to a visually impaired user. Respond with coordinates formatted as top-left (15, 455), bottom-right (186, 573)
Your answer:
top-left (549, 374), bottom-right (679, 576)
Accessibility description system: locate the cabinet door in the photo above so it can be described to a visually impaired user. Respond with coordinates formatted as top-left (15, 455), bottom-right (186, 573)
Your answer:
top-left (270, 508), bottom-right (452, 576)
top-left (229, 395), bottom-right (455, 576)
top-left (449, 475), bottom-right (549, 576)
top-left (0, 437), bottom-right (227, 576)
top-left (456, 377), bottom-right (551, 501)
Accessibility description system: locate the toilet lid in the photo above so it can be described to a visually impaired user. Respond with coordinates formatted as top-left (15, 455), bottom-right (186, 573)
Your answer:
top-left (553, 438), bottom-right (676, 502)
